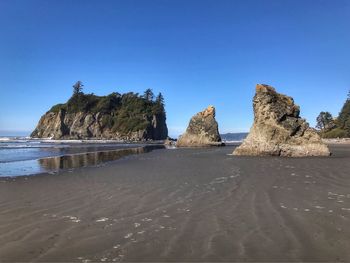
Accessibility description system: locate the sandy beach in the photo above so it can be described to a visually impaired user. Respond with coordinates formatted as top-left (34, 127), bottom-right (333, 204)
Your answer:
top-left (1, 144), bottom-right (350, 262)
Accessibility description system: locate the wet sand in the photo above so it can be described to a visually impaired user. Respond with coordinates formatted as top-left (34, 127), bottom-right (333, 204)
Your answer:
top-left (1, 145), bottom-right (350, 262)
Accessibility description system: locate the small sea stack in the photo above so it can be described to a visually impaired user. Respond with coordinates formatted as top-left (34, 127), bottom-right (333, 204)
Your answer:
top-left (233, 84), bottom-right (330, 157)
top-left (177, 106), bottom-right (223, 147)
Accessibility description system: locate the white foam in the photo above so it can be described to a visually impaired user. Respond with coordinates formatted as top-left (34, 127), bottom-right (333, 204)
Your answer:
top-left (96, 217), bottom-right (109, 222)
top-left (314, 206), bottom-right (325, 209)
top-left (124, 233), bottom-right (133, 239)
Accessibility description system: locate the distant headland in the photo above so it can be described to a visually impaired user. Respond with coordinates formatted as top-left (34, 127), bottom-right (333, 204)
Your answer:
top-left (316, 91), bottom-right (350, 139)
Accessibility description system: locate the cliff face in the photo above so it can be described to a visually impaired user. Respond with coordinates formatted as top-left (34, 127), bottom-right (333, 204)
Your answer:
top-left (233, 84), bottom-right (330, 157)
top-left (31, 110), bottom-right (167, 140)
top-left (31, 91), bottom-right (168, 140)
top-left (177, 106), bottom-right (222, 147)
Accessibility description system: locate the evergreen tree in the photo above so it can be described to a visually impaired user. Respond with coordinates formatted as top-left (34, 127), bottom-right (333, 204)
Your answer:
top-left (318, 90), bottom-right (350, 138)
top-left (143, 88), bottom-right (154, 101)
top-left (73, 81), bottom-right (84, 95)
top-left (155, 92), bottom-right (164, 107)
top-left (338, 100), bottom-right (350, 129)
top-left (154, 92), bottom-right (165, 114)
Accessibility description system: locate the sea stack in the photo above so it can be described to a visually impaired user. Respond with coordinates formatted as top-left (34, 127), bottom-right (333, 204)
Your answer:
top-left (31, 90), bottom-right (168, 141)
top-left (177, 106), bottom-right (223, 147)
top-left (233, 84), bottom-right (330, 157)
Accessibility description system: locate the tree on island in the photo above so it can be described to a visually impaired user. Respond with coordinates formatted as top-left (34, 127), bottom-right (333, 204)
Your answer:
top-left (155, 92), bottom-right (164, 107)
top-left (153, 92), bottom-right (165, 114)
top-left (143, 88), bottom-right (154, 102)
top-left (73, 81), bottom-right (84, 95)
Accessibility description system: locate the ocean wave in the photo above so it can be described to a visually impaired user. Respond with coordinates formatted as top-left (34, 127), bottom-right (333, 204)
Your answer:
top-left (222, 140), bottom-right (244, 143)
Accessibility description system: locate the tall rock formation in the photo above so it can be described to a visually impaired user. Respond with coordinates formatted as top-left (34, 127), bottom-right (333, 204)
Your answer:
top-left (177, 106), bottom-right (223, 147)
top-left (233, 84), bottom-right (330, 157)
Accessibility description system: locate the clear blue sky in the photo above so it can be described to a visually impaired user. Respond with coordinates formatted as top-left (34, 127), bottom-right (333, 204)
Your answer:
top-left (0, 0), bottom-right (349, 137)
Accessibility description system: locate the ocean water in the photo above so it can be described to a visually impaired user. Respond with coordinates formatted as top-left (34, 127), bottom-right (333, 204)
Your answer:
top-left (220, 132), bottom-right (248, 143)
top-left (0, 137), bottom-right (164, 177)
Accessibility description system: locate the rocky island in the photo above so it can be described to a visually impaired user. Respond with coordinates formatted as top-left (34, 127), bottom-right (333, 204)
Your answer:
top-left (233, 84), bottom-right (330, 157)
top-left (31, 82), bottom-right (168, 140)
top-left (177, 105), bottom-right (223, 147)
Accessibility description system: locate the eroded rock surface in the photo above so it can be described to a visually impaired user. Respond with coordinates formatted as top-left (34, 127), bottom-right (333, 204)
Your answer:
top-left (233, 84), bottom-right (330, 157)
top-left (177, 106), bottom-right (222, 147)
top-left (31, 110), bottom-right (168, 141)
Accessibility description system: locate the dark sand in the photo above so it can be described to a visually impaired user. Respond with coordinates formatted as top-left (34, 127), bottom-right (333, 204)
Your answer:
top-left (1, 145), bottom-right (350, 262)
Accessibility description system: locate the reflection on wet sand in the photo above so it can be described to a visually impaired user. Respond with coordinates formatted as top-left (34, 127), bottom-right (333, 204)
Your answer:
top-left (38, 145), bottom-right (165, 171)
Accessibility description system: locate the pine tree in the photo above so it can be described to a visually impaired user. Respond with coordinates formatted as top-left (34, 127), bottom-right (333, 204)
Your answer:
top-left (73, 81), bottom-right (84, 95)
top-left (143, 88), bottom-right (154, 102)
top-left (338, 100), bottom-right (350, 129)
top-left (155, 92), bottom-right (164, 107)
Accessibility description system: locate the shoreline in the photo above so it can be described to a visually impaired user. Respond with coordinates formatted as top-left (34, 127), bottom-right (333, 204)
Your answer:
top-left (0, 144), bottom-right (165, 178)
top-left (1, 145), bottom-right (350, 261)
